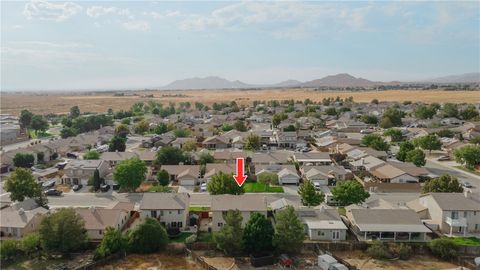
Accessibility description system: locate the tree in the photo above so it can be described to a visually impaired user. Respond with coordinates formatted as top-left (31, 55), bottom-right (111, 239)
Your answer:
top-left (332, 180), bottom-right (370, 206)
top-left (115, 124), bottom-right (130, 138)
top-left (243, 213), bottom-right (274, 255)
top-left (422, 174), bottom-right (463, 193)
top-left (371, 99), bottom-right (379, 105)
top-left (70, 106), bottom-right (80, 118)
top-left (128, 218), bottom-right (168, 254)
top-left (396, 141), bottom-right (415, 162)
top-left (60, 127), bottom-right (77, 138)
top-left (213, 209), bottom-right (243, 256)
top-left (83, 149), bottom-right (100, 160)
top-left (406, 148), bottom-right (426, 167)
top-left (4, 168), bottom-right (42, 203)
top-left (470, 136), bottom-right (480, 145)
top-left (234, 120), bottom-right (247, 132)
top-left (283, 125), bottom-right (296, 132)
top-left (383, 128), bottom-right (403, 142)
top-left (173, 128), bottom-right (191, 138)
top-left (257, 172), bottom-right (279, 185)
top-left (454, 144), bottom-right (480, 169)
top-left (298, 179), bottom-right (324, 207)
top-left (414, 105), bottom-right (437, 119)
top-left (156, 146), bottom-right (185, 165)
top-left (20, 109), bottom-right (34, 128)
top-left (198, 152), bottom-right (214, 165)
top-left (361, 114), bottom-right (378, 125)
top-left (40, 208), bottom-right (88, 256)
top-left (459, 105), bottom-right (479, 120)
top-left (93, 169), bottom-right (102, 191)
top-left (157, 169), bottom-right (170, 186)
top-left (443, 103), bottom-right (459, 118)
top-left (30, 115), bottom-right (49, 134)
top-left (21, 233), bottom-right (41, 256)
top-left (113, 157), bottom-right (147, 191)
top-left (13, 153), bottom-right (35, 168)
top-left (221, 123), bottom-right (234, 132)
top-left (182, 140), bottom-right (197, 152)
top-left (325, 107), bottom-right (337, 116)
top-left (382, 107), bottom-right (404, 127)
top-left (361, 134), bottom-right (390, 151)
top-left (272, 114), bottom-right (282, 127)
top-left (379, 117), bottom-right (393, 129)
top-left (153, 123), bottom-right (168, 134)
top-left (429, 238), bottom-right (458, 259)
top-left (415, 134), bottom-right (441, 153)
top-left (244, 133), bottom-right (261, 150)
top-left (109, 136), bottom-right (127, 152)
top-left (0, 240), bottom-right (20, 261)
top-left (134, 120), bottom-right (149, 134)
top-left (273, 206), bottom-right (305, 254)
top-left (94, 227), bottom-right (127, 260)
top-left (436, 129), bottom-right (455, 138)
top-left (207, 171), bottom-right (245, 195)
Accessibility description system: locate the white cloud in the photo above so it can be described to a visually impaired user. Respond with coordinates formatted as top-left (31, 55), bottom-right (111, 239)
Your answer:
top-left (23, 0), bottom-right (82, 22)
top-left (86, 6), bottom-right (118, 18)
top-left (122, 20), bottom-right (150, 32)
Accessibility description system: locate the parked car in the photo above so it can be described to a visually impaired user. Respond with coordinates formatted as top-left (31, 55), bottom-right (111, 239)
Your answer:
top-left (44, 189), bottom-right (62, 196)
top-left (278, 254), bottom-right (293, 267)
top-left (200, 183), bottom-right (207, 192)
top-left (462, 181), bottom-right (473, 188)
top-left (112, 183), bottom-right (120, 190)
top-left (42, 180), bottom-right (56, 189)
top-left (100, 184), bottom-right (110, 192)
top-left (72, 184), bottom-right (83, 191)
top-left (437, 155), bottom-right (451, 161)
top-left (314, 182), bottom-right (321, 191)
top-left (56, 161), bottom-right (68, 169)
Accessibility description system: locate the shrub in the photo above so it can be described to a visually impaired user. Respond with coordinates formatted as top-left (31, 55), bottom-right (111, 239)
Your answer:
top-left (185, 234), bottom-right (197, 244)
top-left (21, 233), bottom-right (41, 256)
top-left (397, 243), bottom-right (413, 260)
top-left (367, 241), bottom-right (392, 259)
top-left (0, 240), bottom-right (20, 261)
top-left (429, 238), bottom-right (458, 259)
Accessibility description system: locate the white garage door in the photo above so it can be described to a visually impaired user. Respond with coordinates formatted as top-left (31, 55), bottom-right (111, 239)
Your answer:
top-left (180, 179), bottom-right (196, 186)
top-left (280, 176), bottom-right (299, 185)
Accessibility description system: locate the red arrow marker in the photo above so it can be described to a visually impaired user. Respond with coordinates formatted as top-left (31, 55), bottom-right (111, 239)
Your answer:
top-left (233, 157), bottom-right (247, 186)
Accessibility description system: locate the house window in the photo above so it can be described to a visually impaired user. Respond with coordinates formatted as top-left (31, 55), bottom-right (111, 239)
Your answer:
top-left (171, 222), bottom-right (177, 228)
top-left (464, 211), bottom-right (468, 218)
top-left (218, 222), bottom-right (223, 227)
top-left (178, 210), bottom-right (181, 214)
top-left (151, 211), bottom-right (157, 218)
top-left (475, 224), bottom-right (479, 230)
top-left (317, 231), bottom-right (324, 236)
top-left (169, 211), bottom-right (172, 215)
top-left (99, 230), bottom-right (103, 235)
top-left (178, 222), bottom-right (183, 228)
top-left (451, 211), bottom-right (459, 219)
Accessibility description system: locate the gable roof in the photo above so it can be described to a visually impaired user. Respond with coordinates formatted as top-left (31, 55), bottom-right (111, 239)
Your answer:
top-left (426, 193), bottom-right (480, 211)
top-left (140, 193), bottom-right (190, 210)
top-left (75, 208), bottom-right (126, 230)
top-left (211, 195), bottom-right (267, 212)
top-left (349, 209), bottom-right (430, 233)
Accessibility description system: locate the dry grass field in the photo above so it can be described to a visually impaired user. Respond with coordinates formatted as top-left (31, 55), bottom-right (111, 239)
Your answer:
top-left (1, 89), bottom-right (479, 115)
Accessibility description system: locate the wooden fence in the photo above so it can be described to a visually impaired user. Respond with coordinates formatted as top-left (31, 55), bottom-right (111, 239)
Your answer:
top-left (185, 248), bottom-right (219, 270)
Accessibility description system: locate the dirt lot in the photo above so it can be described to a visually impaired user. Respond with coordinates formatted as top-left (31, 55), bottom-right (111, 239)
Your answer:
top-left (335, 250), bottom-right (459, 270)
top-left (2, 89), bottom-right (479, 115)
top-left (97, 253), bottom-right (200, 270)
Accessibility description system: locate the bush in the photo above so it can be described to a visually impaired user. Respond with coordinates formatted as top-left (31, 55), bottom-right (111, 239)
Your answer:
top-left (397, 243), bottom-right (412, 260)
top-left (185, 234), bottom-right (197, 244)
top-left (128, 218), bottom-right (168, 254)
top-left (429, 238), bottom-right (458, 259)
top-left (0, 240), bottom-right (20, 261)
top-left (367, 241), bottom-right (392, 259)
top-left (21, 233), bottom-right (41, 256)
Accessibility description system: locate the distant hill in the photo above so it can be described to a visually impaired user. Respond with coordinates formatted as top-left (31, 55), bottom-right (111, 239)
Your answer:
top-left (161, 72), bottom-right (479, 90)
top-left (422, 73), bottom-right (480, 83)
top-left (301, 73), bottom-right (377, 87)
top-left (162, 76), bottom-right (252, 90)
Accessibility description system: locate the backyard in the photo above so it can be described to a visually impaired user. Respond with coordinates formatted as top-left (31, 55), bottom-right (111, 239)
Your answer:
top-left (243, 182), bottom-right (284, 193)
top-left (450, 236), bottom-right (480, 246)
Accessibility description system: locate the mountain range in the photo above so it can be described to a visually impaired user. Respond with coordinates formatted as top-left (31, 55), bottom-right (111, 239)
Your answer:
top-left (161, 72), bottom-right (480, 90)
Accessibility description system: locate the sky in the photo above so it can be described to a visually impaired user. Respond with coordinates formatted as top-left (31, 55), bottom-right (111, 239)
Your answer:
top-left (1, 0), bottom-right (479, 91)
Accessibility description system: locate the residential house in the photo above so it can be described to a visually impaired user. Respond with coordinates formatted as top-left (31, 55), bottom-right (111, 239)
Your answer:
top-left (297, 207), bottom-right (348, 241)
top-left (139, 193), bottom-right (190, 230)
top-left (345, 208), bottom-right (431, 242)
top-left (293, 152), bottom-right (332, 166)
top-left (161, 165), bottom-right (201, 186)
top-left (277, 167), bottom-right (300, 185)
top-left (62, 159), bottom-right (109, 185)
top-left (202, 135), bottom-right (230, 149)
top-left (213, 149), bottom-right (246, 164)
top-left (348, 155), bottom-right (385, 171)
top-left (408, 193), bottom-right (480, 236)
top-left (211, 195), bottom-right (268, 231)
top-left (276, 131), bottom-right (298, 149)
top-left (204, 164), bottom-right (235, 183)
top-left (369, 164), bottom-right (418, 183)
top-left (0, 199), bottom-right (48, 239)
top-left (302, 165), bottom-right (349, 186)
top-left (75, 207), bottom-right (130, 241)
top-left (251, 151), bottom-right (292, 166)
top-left (171, 137), bottom-right (195, 149)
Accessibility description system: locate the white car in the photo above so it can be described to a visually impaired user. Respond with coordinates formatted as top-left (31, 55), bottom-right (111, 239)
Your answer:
top-left (313, 182), bottom-right (321, 191)
top-left (200, 183), bottom-right (207, 192)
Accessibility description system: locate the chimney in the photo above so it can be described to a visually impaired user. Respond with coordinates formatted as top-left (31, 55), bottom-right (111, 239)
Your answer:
top-left (18, 208), bottom-right (25, 215)
top-left (464, 189), bottom-right (471, 199)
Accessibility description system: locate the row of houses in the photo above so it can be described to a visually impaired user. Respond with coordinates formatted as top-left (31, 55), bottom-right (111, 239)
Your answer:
top-left (3, 192), bottom-right (478, 242)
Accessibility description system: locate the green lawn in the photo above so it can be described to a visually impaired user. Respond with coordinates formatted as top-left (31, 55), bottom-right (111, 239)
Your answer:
top-left (243, 182), bottom-right (284, 193)
top-left (169, 232), bottom-right (194, 243)
top-left (189, 206), bottom-right (210, 212)
top-left (454, 166), bottom-right (480, 176)
top-left (337, 207), bottom-right (346, 216)
top-left (197, 232), bottom-right (213, 243)
top-left (450, 237), bottom-right (480, 246)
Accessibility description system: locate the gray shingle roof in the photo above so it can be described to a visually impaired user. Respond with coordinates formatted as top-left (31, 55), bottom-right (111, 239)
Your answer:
top-left (140, 193), bottom-right (190, 210)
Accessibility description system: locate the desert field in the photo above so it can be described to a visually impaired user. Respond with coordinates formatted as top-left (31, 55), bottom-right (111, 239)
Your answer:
top-left (1, 89), bottom-right (479, 116)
